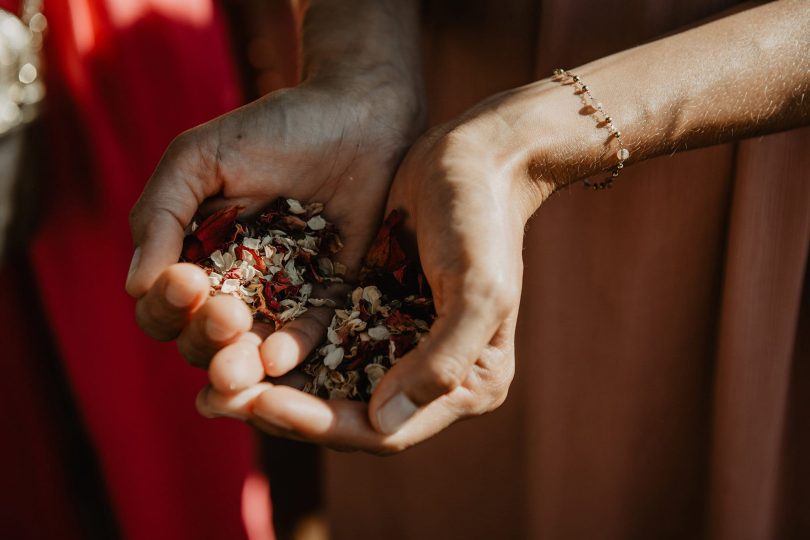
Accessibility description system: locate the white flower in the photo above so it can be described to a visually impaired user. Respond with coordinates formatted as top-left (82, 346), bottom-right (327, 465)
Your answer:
top-left (367, 325), bottom-right (390, 341)
top-left (242, 237), bottom-right (260, 250)
top-left (344, 318), bottom-right (367, 332)
top-left (323, 346), bottom-right (344, 369)
top-left (351, 287), bottom-right (363, 306)
top-left (208, 272), bottom-right (223, 287)
top-left (284, 259), bottom-right (304, 285)
top-left (287, 198), bottom-right (306, 214)
top-left (210, 250), bottom-right (235, 273)
top-left (308, 298), bottom-right (336, 307)
top-left (297, 235), bottom-right (318, 251)
top-left (365, 363), bottom-right (387, 393)
top-left (327, 326), bottom-right (341, 345)
top-left (362, 286), bottom-right (382, 313)
top-left (279, 301), bottom-right (307, 322)
top-left (307, 215), bottom-right (327, 231)
top-left (220, 279), bottom-right (240, 294)
top-left (241, 249), bottom-right (256, 266)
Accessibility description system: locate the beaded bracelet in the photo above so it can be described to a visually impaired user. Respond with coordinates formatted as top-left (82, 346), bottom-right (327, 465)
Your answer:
top-left (552, 68), bottom-right (630, 190)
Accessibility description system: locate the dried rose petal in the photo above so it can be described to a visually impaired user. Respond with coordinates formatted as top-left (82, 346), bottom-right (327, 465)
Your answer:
top-left (301, 209), bottom-right (436, 402)
top-left (181, 198), bottom-right (343, 330)
top-left (181, 206), bottom-right (241, 262)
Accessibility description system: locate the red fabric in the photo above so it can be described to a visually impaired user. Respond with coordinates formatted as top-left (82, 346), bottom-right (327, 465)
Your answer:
top-left (0, 1), bottom-right (18, 13)
top-left (0, 266), bottom-right (86, 539)
top-left (10, 1), bottom-right (264, 538)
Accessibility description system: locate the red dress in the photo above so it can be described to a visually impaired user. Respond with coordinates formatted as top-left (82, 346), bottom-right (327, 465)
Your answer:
top-left (0, 1), bottom-right (272, 538)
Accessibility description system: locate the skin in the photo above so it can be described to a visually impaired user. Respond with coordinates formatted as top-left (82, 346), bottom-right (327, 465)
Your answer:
top-left (127, 0), bottom-right (424, 382)
top-left (132, 1), bottom-right (810, 454)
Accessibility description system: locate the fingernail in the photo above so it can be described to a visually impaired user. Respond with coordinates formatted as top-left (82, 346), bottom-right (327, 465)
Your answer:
top-left (126, 247), bottom-right (141, 288)
top-left (206, 318), bottom-right (236, 342)
top-left (377, 392), bottom-right (418, 435)
top-left (165, 280), bottom-right (196, 308)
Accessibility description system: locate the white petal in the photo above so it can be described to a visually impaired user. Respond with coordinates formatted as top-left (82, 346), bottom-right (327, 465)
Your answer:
top-left (221, 279), bottom-right (240, 294)
top-left (287, 198), bottom-right (306, 214)
top-left (367, 325), bottom-right (391, 341)
top-left (307, 215), bottom-right (326, 231)
top-left (327, 326), bottom-right (341, 345)
top-left (242, 237), bottom-right (260, 250)
top-left (323, 346), bottom-right (345, 369)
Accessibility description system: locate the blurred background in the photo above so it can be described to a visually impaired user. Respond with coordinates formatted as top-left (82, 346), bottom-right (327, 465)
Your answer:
top-left (2, 1), bottom-right (809, 539)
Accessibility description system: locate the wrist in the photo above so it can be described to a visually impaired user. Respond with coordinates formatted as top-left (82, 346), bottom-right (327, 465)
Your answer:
top-left (471, 62), bottom-right (660, 219)
top-left (455, 81), bottom-right (610, 222)
top-left (306, 66), bottom-right (426, 146)
top-left (301, 0), bottom-right (425, 147)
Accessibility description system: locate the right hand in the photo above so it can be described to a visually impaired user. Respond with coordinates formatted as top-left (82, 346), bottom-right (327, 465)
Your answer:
top-left (126, 77), bottom-right (424, 387)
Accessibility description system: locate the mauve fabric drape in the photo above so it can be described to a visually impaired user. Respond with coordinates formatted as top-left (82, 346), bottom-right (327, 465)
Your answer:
top-left (324, 1), bottom-right (810, 539)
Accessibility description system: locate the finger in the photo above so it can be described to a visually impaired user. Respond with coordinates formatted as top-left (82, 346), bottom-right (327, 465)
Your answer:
top-left (177, 294), bottom-right (253, 368)
top-left (250, 386), bottom-right (463, 454)
top-left (368, 289), bottom-right (506, 435)
top-left (259, 306), bottom-right (333, 377)
top-left (134, 263), bottom-right (210, 341)
top-left (197, 382), bottom-right (271, 420)
top-left (208, 322), bottom-right (272, 392)
top-left (199, 382), bottom-right (467, 454)
top-left (197, 383), bottom-right (307, 440)
top-left (126, 134), bottom-right (219, 298)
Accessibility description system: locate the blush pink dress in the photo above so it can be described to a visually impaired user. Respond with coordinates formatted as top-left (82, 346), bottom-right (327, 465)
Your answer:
top-left (324, 1), bottom-right (810, 538)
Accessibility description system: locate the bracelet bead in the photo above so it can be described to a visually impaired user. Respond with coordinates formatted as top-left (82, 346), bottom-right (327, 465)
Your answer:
top-left (553, 68), bottom-right (630, 190)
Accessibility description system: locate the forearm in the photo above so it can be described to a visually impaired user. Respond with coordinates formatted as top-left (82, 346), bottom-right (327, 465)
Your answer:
top-left (464, 0), bottom-right (809, 214)
top-left (587, 0), bottom-right (810, 166)
top-left (301, 0), bottom-right (425, 130)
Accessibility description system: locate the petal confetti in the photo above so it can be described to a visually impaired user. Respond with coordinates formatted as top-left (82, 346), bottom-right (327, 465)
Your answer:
top-left (182, 200), bottom-right (435, 401)
top-left (181, 198), bottom-right (344, 330)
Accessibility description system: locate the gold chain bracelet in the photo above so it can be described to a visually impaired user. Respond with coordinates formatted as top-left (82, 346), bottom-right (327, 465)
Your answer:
top-left (552, 68), bottom-right (630, 190)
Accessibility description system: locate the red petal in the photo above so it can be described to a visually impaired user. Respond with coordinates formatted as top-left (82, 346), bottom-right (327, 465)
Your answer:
top-left (235, 245), bottom-right (266, 272)
top-left (181, 206), bottom-right (242, 262)
top-left (364, 210), bottom-right (403, 270)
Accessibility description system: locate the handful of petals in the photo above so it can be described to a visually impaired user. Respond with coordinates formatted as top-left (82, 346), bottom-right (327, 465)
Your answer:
top-left (303, 211), bottom-right (435, 401)
top-left (181, 198), bottom-right (344, 330)
top-left (182, 202), bottom-right (435, 401)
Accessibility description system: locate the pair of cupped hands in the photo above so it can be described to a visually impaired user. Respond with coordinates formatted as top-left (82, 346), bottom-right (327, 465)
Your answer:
top-left (126, 76), bottom-right (548, 454)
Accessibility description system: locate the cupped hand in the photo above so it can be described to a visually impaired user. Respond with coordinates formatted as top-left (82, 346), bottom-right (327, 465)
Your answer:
top-left (197, 92), bottom-right (552, 453)
top-left (127, 79), bottom-right (424, 378)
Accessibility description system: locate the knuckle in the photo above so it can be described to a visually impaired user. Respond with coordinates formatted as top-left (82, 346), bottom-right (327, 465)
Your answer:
top-left (482, 350), bottom-right (515, 413)
top-left (424, 353), bottom-right (466, 396)
top-left (176, 334), bottom-right (208, 368)
top-left (135, 299), bottom-right (175, 342)
top-left (464, 272), bottom-right (519, 319)
top-left (485, 377), bottom-right (512, 413)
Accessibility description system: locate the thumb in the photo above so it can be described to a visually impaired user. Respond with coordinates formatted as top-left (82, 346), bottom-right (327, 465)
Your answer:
top-left (126, 133), bottom-right (220, 298)
top-left (368, 285), bottom-right (509, 435)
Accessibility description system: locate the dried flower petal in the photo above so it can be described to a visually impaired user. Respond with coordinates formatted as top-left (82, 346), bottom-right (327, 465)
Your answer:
top-left (301, 209), bottom-right (436, 402)
top-left (307, 215), bottom-right (327, 231)
top-left (181, 198), bottom-right (343, 331)
top-left (367, 325), bottom-right (390, 341)
top-left (182, 206), bottom-right (242, 262)
top-left (323, 346), bottom-right (345, 369)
